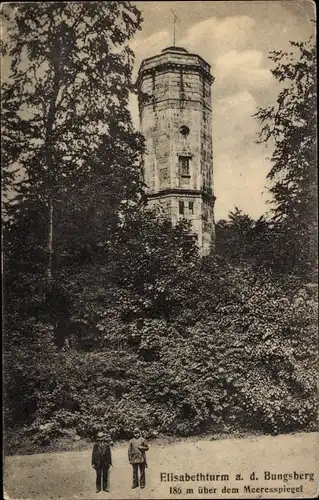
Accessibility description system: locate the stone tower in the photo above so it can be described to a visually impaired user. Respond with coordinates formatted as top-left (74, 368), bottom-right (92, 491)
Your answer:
top-left (136, 46), bottom-right (215, 255)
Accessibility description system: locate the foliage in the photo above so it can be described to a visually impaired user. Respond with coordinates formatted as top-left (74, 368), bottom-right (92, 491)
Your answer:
top-left (108, 210), bottom-right (198, 322)
top-left (2, 1), bottom-right (145, 347)
top-left (2, 1), bottom-right (144, 280)
top-left (2, 1), bottom-right (143, 190)
top-left (5, 260), bottom-right (317, 447)
top-left (254, 35), bottom-right (317, 276)
top-left (215, 207), bottom-right (271, 265)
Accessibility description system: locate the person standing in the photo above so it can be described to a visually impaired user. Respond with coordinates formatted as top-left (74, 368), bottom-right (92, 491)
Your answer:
top-left (128, 428), bottom-right (149, 489)
top-left (92, 431), bottom-right (113, 493)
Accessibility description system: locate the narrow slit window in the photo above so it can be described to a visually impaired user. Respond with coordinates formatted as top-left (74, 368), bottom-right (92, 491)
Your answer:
top-left (179, 156), bottom-right (190, 176)
top-left (179, 201), bottom-right (184, 215)
top-left (189, 202), bottom-right (194, 214)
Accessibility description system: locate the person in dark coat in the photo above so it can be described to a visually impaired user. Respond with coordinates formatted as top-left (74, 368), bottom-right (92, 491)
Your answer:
top-left (128, 428), bottom-right (149, 489)
top-left (92, 431), bottom-right (113, 493)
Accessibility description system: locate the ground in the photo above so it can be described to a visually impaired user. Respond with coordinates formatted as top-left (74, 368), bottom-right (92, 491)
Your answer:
top-left (4, 432), bottom-right (318, 500)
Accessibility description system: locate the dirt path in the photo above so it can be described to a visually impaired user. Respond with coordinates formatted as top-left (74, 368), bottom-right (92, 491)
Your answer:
top-left (4, 432), bottom-right (318, 499)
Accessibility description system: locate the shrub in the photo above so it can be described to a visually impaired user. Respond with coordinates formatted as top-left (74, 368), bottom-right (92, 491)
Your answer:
top-left (4, 260), bottom-right (317, 448)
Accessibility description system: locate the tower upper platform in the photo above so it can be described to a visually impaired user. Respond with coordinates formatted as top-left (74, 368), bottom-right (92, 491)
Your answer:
top-left (136, 45), bottom-right (214, 87)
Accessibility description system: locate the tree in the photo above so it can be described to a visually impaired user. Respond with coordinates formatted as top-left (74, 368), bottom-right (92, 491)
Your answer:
top-left (2, 1), bottom-right (144, 278)
top-left (2, 2), bottom-right (145, 348)
top-left (254, 34), bottom-right (317, 277)
top-left (215, 207), bottom-right (275, 267)
top-left (109, 209), bottom-right (198, 322)
top-left (216, 207), bottom-right (256, 261)
top-left (55, 208), bottom-right (199, 351)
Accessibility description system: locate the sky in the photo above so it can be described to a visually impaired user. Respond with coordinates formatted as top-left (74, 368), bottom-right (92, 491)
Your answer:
top-left (128, 0), bottom-right (315, 220)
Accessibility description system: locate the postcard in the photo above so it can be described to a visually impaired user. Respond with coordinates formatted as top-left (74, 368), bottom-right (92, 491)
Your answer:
top-left (2, 1), bottom-right (318, 499)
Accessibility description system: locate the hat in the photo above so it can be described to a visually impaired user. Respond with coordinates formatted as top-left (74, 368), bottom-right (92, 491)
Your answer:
top-left (133, 427), bottom-right (140, 433)
top-left (96, 431), bottom-right (105, 440)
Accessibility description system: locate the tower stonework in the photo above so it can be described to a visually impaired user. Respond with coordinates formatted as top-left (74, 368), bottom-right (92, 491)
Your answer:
top-left (137, 46), bottom-right (215, 255)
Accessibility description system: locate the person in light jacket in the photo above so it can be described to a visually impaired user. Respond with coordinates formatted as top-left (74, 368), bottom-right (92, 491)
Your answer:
top-left (92, 431), bottom-right (113, 493)
top-left (128, 427), bottom-right (149, 489)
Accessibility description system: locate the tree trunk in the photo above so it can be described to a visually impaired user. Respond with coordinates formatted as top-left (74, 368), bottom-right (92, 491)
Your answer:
top-left (47, 196), bottom-right (54, 279)
top-left (45, 67), bottom-right (60, 279)
top-left (1, 229), bottom-right (4, 330)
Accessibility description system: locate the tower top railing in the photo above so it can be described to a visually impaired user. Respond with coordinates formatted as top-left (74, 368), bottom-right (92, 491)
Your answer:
top-left (161, 46), bottom-right (188, 54)
top-left (136, 48), bottom-right (214, 87)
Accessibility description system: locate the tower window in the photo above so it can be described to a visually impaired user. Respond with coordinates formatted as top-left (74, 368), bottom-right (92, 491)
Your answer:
top-left (179, 125), bottom-right (190, 136)
top-left (189, 202), bottom-right (194, 214)
top-left (179, 156), bottom-right (190, 176)
top-left (179, 201), bottom-right (185, 215)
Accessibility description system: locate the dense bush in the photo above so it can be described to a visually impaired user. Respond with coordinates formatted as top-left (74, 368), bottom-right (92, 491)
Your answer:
top-left (5, 260), bottom-right (317, 448)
